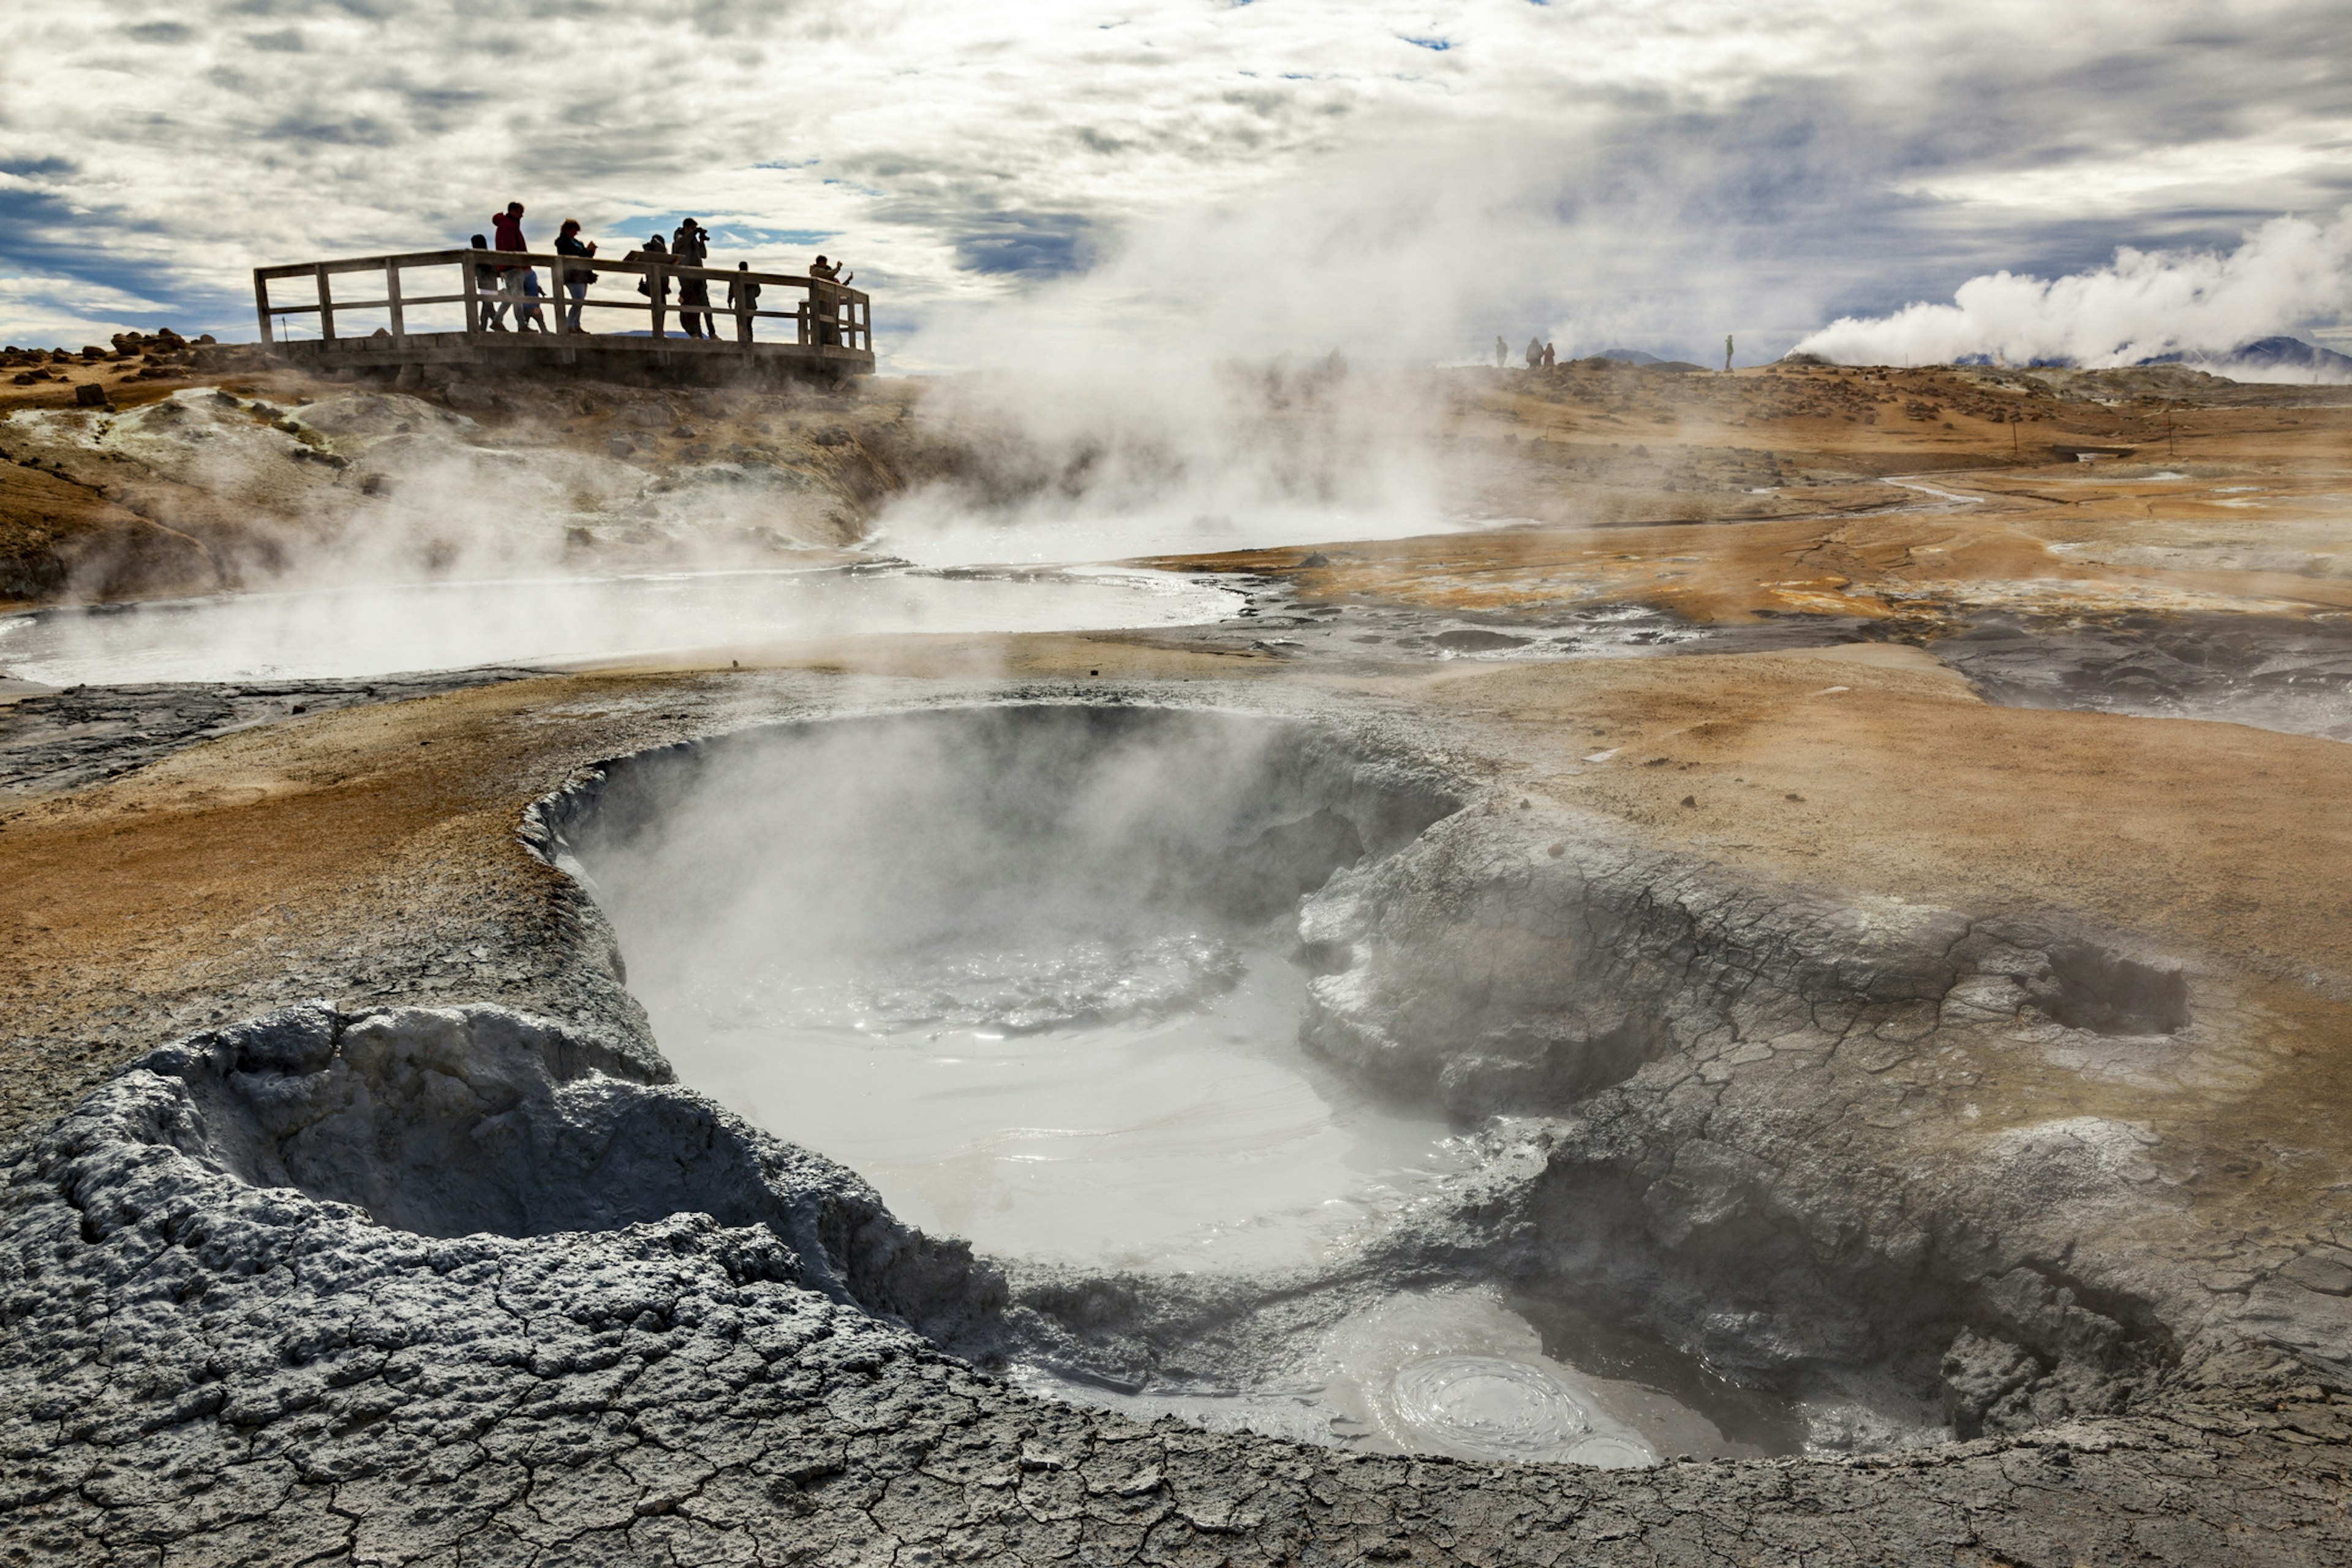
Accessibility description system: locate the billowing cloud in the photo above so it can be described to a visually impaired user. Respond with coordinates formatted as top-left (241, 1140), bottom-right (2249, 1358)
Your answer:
top-left (3, 1), bottom-right (2349, 364)
top-left (1791, 212), bottom-right (2352, 368)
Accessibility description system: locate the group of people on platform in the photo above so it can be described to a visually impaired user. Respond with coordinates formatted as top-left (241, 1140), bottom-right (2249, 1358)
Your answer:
top-left (469, 201), bottom-right (855, 342)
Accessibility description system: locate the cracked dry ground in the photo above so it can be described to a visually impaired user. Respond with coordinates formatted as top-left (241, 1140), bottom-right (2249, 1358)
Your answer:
top-left (4, 623), bottom-right (2352, 1564)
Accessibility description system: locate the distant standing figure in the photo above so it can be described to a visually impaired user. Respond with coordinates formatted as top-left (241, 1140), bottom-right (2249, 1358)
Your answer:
top-left (554, 219), bottom-right (597, 333)
top-left (624, 235), bottom-right (671, 337)
top-left (1542, 342), bottom-right (1556, 369)
top-left (491, 202), bottom-right (532, 326)
top-left (1524, 336), bottom-right (1542, 370)
top-left (672, 219), bottom-right (712, 339)
top-left (469, 235), bottom-right (508, 331)
top-left (1494, 335), bottom-right (1508, 368)
top-left (1725, 333), bottom-right (1735, 372)
top-left (727, 262), bottom-right (761, 341)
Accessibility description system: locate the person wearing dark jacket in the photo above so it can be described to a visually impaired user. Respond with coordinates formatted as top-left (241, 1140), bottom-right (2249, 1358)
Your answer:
top-left (554, 219), bottom-right (597, 333)
top-left (671, 219), bottom-right (712, 339)
top-left (623, 235), bottom-right (671, 337)
top-left (469, 235), bottom-right (508, 331)
top-left (491, 202), bottom-right (533, 326)
top-left (726, 262), bottom-right (760, 342)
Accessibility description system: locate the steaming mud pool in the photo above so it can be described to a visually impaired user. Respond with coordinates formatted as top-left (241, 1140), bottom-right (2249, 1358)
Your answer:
top-left (562, 705), bottom-right (1799, 1467)
top-left (0, 564), bottom-right (1235, 685)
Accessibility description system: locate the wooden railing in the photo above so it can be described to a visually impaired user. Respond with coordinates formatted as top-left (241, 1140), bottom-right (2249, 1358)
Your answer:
top-left (252, 248), bottom-right (871, 354)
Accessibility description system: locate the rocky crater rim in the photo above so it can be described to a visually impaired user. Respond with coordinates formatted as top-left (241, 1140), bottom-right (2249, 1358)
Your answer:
top-left (42, 699), bottom-right (2244, 1469)
top-left (513, 701), bottom-right (2222, 1453)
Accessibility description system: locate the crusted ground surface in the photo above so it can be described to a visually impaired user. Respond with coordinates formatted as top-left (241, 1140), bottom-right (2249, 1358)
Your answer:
top-left (2, 626), bottom-right (2350, 1561)
top-left (4, 364), bottom-right (2351, 1562)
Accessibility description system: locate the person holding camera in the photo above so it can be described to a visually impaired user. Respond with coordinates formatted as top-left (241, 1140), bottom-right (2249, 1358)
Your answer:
top-left (671, 219), bottom-right (713, 339)
top-left (809, 254), bottom-right (853, 346)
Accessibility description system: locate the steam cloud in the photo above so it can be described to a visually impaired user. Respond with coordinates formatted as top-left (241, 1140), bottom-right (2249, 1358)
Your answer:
top-left (1790, 211), bottom-right (2352, 371)
top-left (874, 352), bottom-right (1459, 566)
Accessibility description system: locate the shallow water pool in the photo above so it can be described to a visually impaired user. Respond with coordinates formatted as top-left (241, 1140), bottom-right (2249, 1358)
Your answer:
top-left (0, 564), bottom-right (1235, 686)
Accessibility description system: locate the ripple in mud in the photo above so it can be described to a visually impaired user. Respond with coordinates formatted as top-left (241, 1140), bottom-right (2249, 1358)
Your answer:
top-left (714, 932), bottom-right (1246, 1036)
top-left (1390, 1357), bottom-right (1615, 1463)
top-left (1027, 1288), bottom-right (1732, 1468)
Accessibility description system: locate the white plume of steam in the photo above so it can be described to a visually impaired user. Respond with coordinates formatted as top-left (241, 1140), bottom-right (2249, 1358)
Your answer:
top-left (1790, 211), bottom-right (2352, 369)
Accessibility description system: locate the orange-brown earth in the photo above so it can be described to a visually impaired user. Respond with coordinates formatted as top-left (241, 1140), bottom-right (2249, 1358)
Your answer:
top-left (5, 354), bottom-right (2351, 1146)
top-left (1151, 365), bottom-right (2352, 643)
top-left (6, 351), bottom-right (2352, 1563)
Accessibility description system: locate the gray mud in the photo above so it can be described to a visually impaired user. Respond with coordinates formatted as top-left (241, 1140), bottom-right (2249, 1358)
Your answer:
top-left (0, 670), bottom-right (539, 801)
top-left (1152, 573), bottom-right (1878, 668)
top-left (5, 976), bottom-right (2348, 1564)
top-left (1921, 611), bottom-right (2352, 742)
top-left (1191, 572), bottom-right (2352, 744)
top-left (7, 699), bottom-right (2352, 1562)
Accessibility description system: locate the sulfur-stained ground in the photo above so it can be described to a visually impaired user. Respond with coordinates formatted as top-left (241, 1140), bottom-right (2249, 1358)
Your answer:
top-left (4, 355), bottom-right (2352, 1563)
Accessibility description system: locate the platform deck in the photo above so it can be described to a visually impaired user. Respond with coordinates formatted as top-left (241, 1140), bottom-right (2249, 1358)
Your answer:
top-left (254, 247), bottom-right (874, 376)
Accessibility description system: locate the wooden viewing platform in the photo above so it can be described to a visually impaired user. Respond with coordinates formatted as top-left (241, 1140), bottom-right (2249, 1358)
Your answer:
top-left (253, 247), bottom-right (873, 379)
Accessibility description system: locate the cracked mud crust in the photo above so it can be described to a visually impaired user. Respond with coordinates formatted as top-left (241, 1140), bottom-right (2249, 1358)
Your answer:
top-left (4, 624), bottom-right (2352, 1563)
top-left (4, 1005), bottom-right (2349, 1567)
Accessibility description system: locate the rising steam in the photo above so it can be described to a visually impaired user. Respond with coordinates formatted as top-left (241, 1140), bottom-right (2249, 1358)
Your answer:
top-left (1790, 211), bottom-right (2352, 371)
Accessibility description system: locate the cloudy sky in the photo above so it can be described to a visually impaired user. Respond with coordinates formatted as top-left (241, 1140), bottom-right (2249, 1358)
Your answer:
top-left (5, 0), bottom-right (2350, 368)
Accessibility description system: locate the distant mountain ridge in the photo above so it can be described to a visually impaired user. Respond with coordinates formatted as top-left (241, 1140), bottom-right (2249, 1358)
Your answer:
top-left (1792, 335), bottom-right (2352, 381)
top-left (2139, 336), bottom-right (2352, 382)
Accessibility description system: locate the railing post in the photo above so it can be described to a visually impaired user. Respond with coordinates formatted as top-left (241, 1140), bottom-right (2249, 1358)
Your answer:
top-left (548, 256), bottom-right (568, 336)
top-left (385, 261), bottom-right (405, 342)
top-left (254, 271), bottom-right (274, 345)
top-left (315, 263), bottom-right (336, 341)
top-left (796, 290), bottom-right (810, 347)
top-left (648, 264), bottom-right (666, 339)
top-left (461, 257), bottom-right (480, 336)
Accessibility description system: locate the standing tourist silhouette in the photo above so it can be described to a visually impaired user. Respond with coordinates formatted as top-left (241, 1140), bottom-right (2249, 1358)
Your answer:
top-left (491, 202), bottom-right (540, 333)
top-left (728, 262), bottom-right (761, 342)
top-left (624, 235), bottom-right (671, 337)
top-left (554, 219), bottom-right (597, 333)
top-left (809, 255), bottom-right (853, 346)
top-left (672, 219), bottom-right (713, 338)
top-left (469, 235), bottom-right (508, 331)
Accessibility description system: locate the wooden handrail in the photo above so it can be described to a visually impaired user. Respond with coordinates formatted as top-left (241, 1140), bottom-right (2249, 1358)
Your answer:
top-left (252, 246), bottom-right (871, 353)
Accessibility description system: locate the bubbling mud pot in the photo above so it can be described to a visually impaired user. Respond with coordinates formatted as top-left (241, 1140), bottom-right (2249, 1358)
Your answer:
top-left (562, 707), bottom-right (1464, 1275)
top-left (549, 705), bottom-right (1828, 1466)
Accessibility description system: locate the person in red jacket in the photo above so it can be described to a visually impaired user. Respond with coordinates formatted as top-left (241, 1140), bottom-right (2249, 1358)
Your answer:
top-left (491, 202), bottom-right (540, 332)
